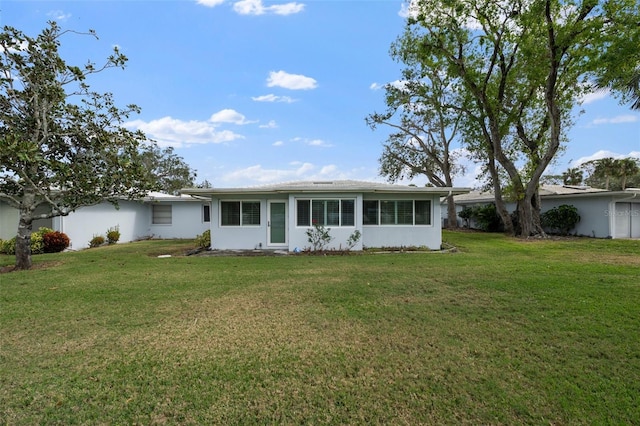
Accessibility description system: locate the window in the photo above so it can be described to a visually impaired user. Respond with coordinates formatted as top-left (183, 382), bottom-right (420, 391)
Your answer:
top-left (415, 200), bottom-right (431, 225)
top-left (296, 199), bottom-right (355, 227)
top-left (203, 205), bottom-right (210, 223)
top-left (363, 200), bottom-right (379, 225)
top-left (152, 204), bottom-right (172, 225)
top-left (365, 200), bottom-right (431, 226)
top-left (221, 201), bottom-right (260, 226)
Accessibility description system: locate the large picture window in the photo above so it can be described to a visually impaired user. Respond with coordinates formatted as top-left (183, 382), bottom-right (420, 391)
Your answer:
top-left (221, 201), bottom-right (261, 226)
top-left (296, 199), bottom-right (355, 227)
top-left (363, 200), bottom-right (431, 226)
top-left (152, 204), bottom-right (172, 225)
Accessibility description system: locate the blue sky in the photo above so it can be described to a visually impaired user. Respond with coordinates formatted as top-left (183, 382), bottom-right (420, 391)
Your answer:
top-left (2, 0), bottom-right (639, 189)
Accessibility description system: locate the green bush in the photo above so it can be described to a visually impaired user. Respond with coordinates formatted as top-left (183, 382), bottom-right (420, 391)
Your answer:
top-left (106, 227), bottom-right (120, 245)
top-left (459, 204), bottom-right (503, 232)
top-left (1, 238), bottom-right (15, 255)
top-left (0, 227), bottom-right (54, 255)
top-left (542, 204), bottom-right (580, 235)
top-left (195, 229), bottom-right (211, 249)
top-left (89, 235), bottom-right (106, 248)
top-left (306, 223), bottom-right (333, 251)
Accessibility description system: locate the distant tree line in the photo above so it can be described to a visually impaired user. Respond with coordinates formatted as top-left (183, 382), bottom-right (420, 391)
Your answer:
top-left (544, 157), bottom-right (640, 190)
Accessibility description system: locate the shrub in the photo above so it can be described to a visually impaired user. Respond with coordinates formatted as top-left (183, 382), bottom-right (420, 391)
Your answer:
top-left (43, 231), bottom-right (70, 253)
top-left (0, 238), bottom-right (13, 255)
top-left (0, 227), bottom-right (54, 255)
top-left (460, 204), bottom-right (503, 232)
top-left (346, 230), bottom-right (361, 250)
top-left (306, 223), bottom-right (333, 251)
top-left (89, 235), bottom-right (106, 248)
top-left (542, 204), bottom-right (580, 235)
top-left (106, 226), bottom-right (120, 245)
top-left (195, 229), bottom-right (211, 249)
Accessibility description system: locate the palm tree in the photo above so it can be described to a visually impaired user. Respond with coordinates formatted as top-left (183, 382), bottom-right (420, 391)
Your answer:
top-left (617, 158), bottom-right (640, 189)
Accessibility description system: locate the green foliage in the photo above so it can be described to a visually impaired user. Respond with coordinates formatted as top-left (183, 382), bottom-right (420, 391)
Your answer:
top-left (195, 229), bottom-right (211, 249)
top-left (139, 145), bottom-right (197, 195)
top-left (459, 204), bottom-right (503, 232)
top-left (542, 204), bottom-right (581, 235)
top-left (1, 237), bottom-right (15, 255)
top-left (581, 157), bottom-right (640, 190)
top-left (43, 231), bottom-right (70, 253)
top-left (305, 223), bottom-right (333, 251)
top-left (106, 227), bottom-right (121, 245)
top-left (0, 227), bottom-right (54, 255)
top-left (346, 230), bottom-right (362, 250)
top-left (0, 22), bottom-right (159, 269)
top-left (89, 235), bottom-right (106, 248)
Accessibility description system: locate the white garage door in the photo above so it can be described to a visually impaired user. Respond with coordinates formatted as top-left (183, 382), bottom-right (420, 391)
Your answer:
top-left (614, 203), bottom-right (640, 239)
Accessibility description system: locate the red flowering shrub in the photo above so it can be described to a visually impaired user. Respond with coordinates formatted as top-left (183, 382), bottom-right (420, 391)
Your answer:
top-left (43, 231), bottom-right (70, 253)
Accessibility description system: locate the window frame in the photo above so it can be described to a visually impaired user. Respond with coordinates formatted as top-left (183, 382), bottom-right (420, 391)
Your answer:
top-left (363, 199), bottom-right (432, 226)
top-left (296, 198), bottom-right (356, 227)
top-left (152, 204), bottom-right (172, 225)
top-left (220, 200), bottom-right (261, 227)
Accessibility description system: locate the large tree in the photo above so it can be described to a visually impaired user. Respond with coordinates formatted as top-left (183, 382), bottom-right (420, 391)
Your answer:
top-left (139, 144), bottom-right (197, 195)
top-left (395, 0), bottom-right (639, 236)
top-left (0, 22), bottom-right (158, 270)
top-left (366, 65), bottom-right (464, 228)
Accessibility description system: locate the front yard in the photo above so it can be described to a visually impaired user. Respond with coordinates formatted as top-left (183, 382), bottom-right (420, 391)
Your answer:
top-left (1, 232), bottom-right (639, 424)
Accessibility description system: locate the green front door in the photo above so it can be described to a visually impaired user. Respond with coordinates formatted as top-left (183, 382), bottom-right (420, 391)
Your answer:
top-left (268, 201), bottom-right (286, 245)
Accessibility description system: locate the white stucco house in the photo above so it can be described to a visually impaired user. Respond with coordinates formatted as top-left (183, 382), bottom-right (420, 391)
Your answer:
top-left (451, 185), bottom-right (640, 239)
top-left (0, 192), bottom-right (210, 249)
top-left (181, 180), bottom-right (471, 251)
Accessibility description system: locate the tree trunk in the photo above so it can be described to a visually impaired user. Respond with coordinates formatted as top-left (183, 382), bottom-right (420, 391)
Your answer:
top-left (446, 195), bottom-right (458, 229)
top-left (517, 186), bottom-right (546, 237)
top-left (15, 215), bottom-right (33, 270)
top-left (15, 191), bottom-right (36, 270)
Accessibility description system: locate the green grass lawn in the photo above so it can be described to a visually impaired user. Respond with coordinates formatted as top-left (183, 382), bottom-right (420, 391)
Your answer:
top-left (1, 232), bottom-right (639, 425)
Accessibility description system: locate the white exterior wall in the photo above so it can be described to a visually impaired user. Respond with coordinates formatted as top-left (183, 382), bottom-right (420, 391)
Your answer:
top-left (541, 197), bottom-right (613, 238)
top-left (362, 193), bottom-right (442, 250)
top-left (148, 201), bottom-right (210, 240)
top-left (209, 196), bottom-right (283, 250)
top-left (209, 192), bottom-right (443, 251)
top-left (55, 201), bottom-right (149, 249)
top-left (286, 193), bottom-right (364, 251)
top-left (0, 201), bottom-right (19, 240)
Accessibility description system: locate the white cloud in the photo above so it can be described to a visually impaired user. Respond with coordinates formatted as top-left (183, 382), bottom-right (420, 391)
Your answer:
top-left (267, 70), bottom-right (317, 90)
top-left (273, 140), bottom-right (284, 146)
top-left (126, 116), bottom-right (244, 148)
top-left (580, 88), bottom-right (609, 105)
top-left (369, 82), bottom-right (384, 90)
top-left (47, 10), bottom-right (71, 21)
top-left (307, 139), bottom-right (332, 147)
top-left (220, 161), bottom-right (350, 185)
top-left (260, 120), bottom-right (278, 129)
top-left (196, 0), bottom-right (226, 7)
top-left (591, 115), bottom-right (639, 125)
top-left (252, 94), bottom-right (296, 103)
top-left (233, 0), bottom-right (304, 15)
top-left (572, 150), bottom-right (640, 167)
top-left (209, 109), bottom-right (255, 125)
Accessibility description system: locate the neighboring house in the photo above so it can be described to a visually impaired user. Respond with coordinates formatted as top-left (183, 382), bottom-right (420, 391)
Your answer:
top-left (0, 192), bottom-right (210, 249)
top-left (450, 185), bottom-right (640, 239)
top-left (181, 180), bottom-right (471, 251)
